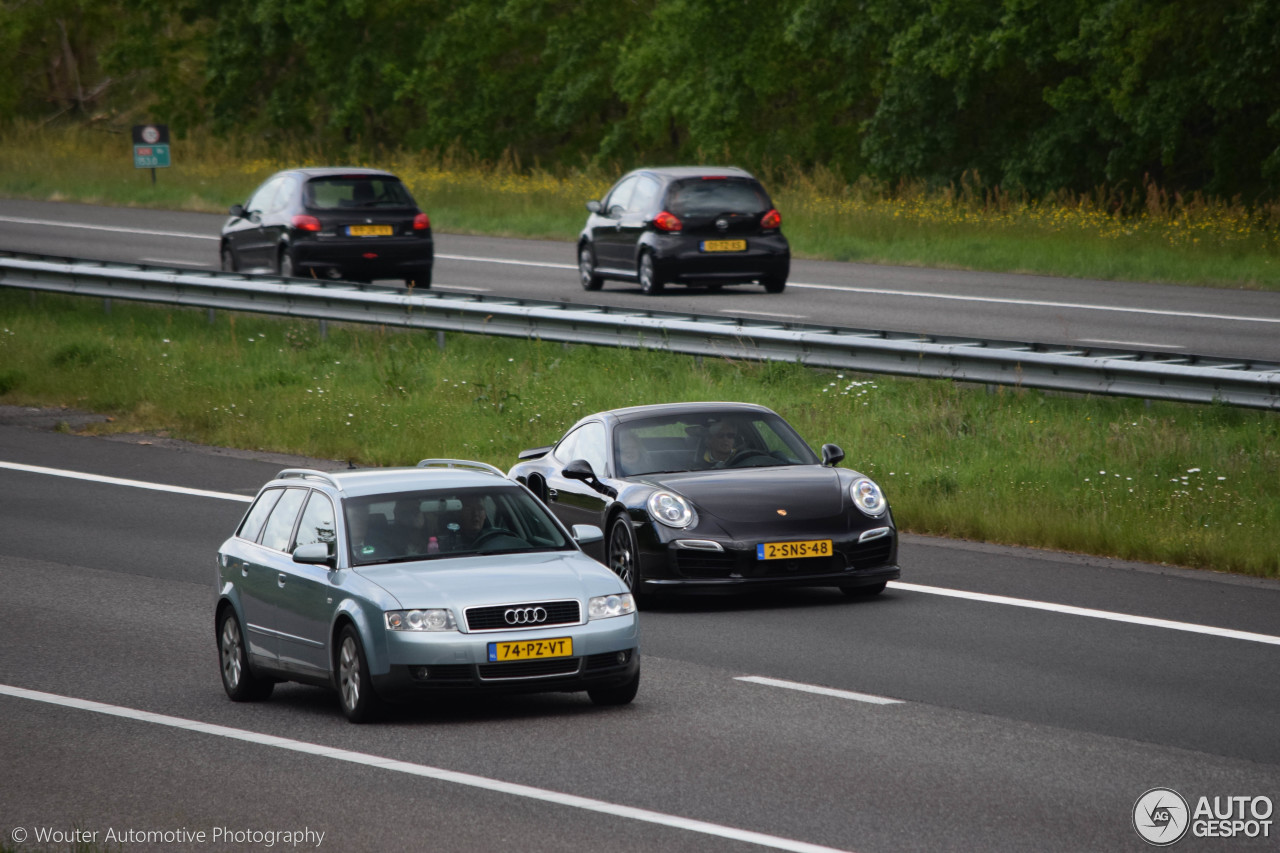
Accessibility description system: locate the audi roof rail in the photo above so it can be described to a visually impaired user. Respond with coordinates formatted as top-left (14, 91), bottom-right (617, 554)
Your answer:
top-left (275, 469), bottom-right (343, 489)
top-left (416, 459), bottom-right (506, 477)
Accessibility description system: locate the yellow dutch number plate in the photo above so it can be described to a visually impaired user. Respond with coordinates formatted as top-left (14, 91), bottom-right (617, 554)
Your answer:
top-left (488, 637), bottom-right (573, 662)
top-left (347, 224), bottom-right (393, 236)
top-left (757, 539), bottom-right (833, 560)
top-left (701, 239), bottom-right (747, 252)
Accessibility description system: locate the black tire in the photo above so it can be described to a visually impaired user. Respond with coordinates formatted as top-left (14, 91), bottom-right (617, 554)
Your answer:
top-left (607, 515), bottom-right (640, 592)
top-left (220, 244), bottom-right (237, 273)
top-left (588, 664), bottom-right (640, 706)
top-left (840, 581), bottom-right (887, 598)
top-left (763, 275), bottom-right (787, 293)
top-left (218, 608), bottom-right (274, 702)
top-left (638, 252), bottom-right (665, 296)
top-left (579, 244), bottom-right (603, 291)
top-left (336, 625), bottom-right (384, 723)
top-left (405, 265), bottom-right (432, 289)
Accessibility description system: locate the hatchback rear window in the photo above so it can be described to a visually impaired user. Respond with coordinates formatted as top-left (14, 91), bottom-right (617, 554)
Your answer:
top-left (666, 179), bottom-right (769, 218)
top-left (305, 177), bottom-right (415, 211)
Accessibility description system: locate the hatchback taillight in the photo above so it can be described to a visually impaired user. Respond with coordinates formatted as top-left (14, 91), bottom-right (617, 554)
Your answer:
top-left (760, 209), bottom-right (781, 230)
top-left (413, 213), bottom-right (431, 231)
top-left (653, 211), bottom-right (683, 232)
top-left (292, 214), bottom-right (322, 232)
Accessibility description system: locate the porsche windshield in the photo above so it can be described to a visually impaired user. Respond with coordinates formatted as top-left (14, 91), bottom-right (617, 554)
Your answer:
top-left (343, 486), bottom-right (570, 565)
top-left (613, 411), bottom-right (818, 476)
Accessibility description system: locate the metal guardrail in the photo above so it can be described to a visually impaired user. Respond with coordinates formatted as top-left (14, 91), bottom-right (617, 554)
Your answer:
top-left (3, 252), bottom-right (1279, 409)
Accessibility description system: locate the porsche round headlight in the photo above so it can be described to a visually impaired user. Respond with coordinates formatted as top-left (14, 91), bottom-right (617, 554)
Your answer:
top-left (850, 478), bottom-right (887, 516)
top-left (647, 491), bottom-right (694, 528)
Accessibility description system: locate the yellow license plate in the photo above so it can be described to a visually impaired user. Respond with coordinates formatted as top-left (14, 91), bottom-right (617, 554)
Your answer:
top-left (701, 239), bottom-right (746, 252)
top-left (757, 539), bottom-right (833, 560)
top-left (347, 224), bottom-right (393, 236)
top-left (488, 637), bottom-right (573, 662)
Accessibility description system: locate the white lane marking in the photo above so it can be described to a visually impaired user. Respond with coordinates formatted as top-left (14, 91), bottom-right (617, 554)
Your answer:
top-left (787, 281), bottom-right (1280, 325)
top-left (0, 215), bottom-right (215, 241)
top-left (736, 676), bottom-right (902, 705)
top-left (440, 284), bottom-right (491, 293)
top-left (438, 253), bottom-right (574, 271)
top-left (888, 582), bottom-right (1280, 646)
top-left (139, 257), bottom-right (213, 268)
top-left (0, 684), bottom-right (858, 853)
top-left (1079, 339), bottom-right (1186, 350)
top-left (5, 463), bottom-right (1276, 646)
top-left (721, 309), bottom-right (809, 320)
top-left (6, 216), bottom-right (1277, 326)
top-left (0, 461), bottom-right (252, 503)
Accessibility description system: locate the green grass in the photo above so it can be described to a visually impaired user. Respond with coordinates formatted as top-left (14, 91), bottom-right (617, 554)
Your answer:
top-left (3, 123), bottom-right (1280, 289)
top-left (1, 291), bottom-right (1276, 578)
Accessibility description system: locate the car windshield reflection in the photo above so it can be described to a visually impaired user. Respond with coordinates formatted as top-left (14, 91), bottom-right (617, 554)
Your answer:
top-left (343, 486), bottom-right (571, 566)
top-left (613, 411), bottom-right (819, 477)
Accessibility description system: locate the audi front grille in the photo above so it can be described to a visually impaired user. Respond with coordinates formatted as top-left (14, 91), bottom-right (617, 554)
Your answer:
top-left (464, 599), bottom-right (581, 632)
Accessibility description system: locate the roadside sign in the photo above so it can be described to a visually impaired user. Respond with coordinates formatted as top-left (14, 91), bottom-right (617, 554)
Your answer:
top-left (132, 124), bottom-right (171, 169)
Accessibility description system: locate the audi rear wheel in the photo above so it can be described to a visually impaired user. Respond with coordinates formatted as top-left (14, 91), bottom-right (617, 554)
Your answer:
top-left (218, 608), bottom-right (274, 702)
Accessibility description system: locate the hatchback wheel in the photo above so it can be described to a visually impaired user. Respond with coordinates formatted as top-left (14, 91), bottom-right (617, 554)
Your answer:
top-left (405, 265), bottom-right (432, 289)
top-left (579, 245), bottom-right (603, 291)
top-left (763, 275), bottom-right (787, 293)
top-left (218, 608), bottom-right (274, 702)
top-left (607, 516), bottom-right (639, 592)
top-left (337, 626), bottom-right (383, 723)
top-left (638, 253), bottom-right (665, 296)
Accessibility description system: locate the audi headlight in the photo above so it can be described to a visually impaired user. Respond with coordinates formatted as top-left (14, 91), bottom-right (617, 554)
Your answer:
top-left (385, 609), bottom-right (457, 632)
top-left (589, 593), bottom-right (636, 620)
top-left (647, 491), bottom-right (695, 528)
top-left (850, 478), bottom-right (887, 516)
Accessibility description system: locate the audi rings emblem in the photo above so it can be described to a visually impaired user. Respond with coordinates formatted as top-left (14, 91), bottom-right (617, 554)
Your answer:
top-left (504, 607), bottom-right (548, 625)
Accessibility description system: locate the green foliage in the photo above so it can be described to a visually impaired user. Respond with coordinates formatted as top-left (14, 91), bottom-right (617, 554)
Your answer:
top-left (5, 0), bottom-right (1279, 198)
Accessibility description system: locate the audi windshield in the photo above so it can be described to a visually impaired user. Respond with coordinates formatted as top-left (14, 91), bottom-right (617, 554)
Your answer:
top-left (342, 487), bottom-right (571, 565)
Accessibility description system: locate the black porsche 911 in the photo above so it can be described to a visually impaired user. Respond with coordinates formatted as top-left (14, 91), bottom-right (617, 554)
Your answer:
top-left (507, 402), bottom-right (899, 598)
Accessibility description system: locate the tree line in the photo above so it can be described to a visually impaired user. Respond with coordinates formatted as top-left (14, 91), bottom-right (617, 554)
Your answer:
top-left (5, 0), bottom-right (1279, 200)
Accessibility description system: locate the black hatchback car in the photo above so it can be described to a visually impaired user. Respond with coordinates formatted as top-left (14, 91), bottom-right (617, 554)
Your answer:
top-left (220, 167), bottom-right (434, 287)
top-left (577, 166), bottom-right (790, 295)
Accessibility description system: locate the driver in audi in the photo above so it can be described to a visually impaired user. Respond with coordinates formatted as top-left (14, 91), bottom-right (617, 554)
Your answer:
top-left (456, 494), bottom-right (490, 546)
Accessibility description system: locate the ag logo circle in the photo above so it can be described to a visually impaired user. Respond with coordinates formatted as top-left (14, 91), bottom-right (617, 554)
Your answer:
top-left (1133, 787), bottom-right (1190, 846)
top-left (141, 125), bottom-right (160, 144)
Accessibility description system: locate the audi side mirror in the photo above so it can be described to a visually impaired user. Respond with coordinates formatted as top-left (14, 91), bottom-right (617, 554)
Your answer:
top-left (229, 203), bottom-right (246, 219)
top-left (293, 542), bottom-right (335, 568)
top-left (586, 200), bottom-right (602, 214)
top-left (571, 524), bottom-right (604, 545)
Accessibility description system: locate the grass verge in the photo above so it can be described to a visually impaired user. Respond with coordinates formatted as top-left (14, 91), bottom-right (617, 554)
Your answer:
top-left (1, 290), bottom-right (1276, 578)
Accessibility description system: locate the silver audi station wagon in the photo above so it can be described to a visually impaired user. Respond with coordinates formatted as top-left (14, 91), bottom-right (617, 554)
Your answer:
top-left (215, 461), bottom-right (640, 722)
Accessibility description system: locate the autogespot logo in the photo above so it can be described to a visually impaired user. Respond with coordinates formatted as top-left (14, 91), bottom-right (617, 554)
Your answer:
top-left (1134, 788), bottom-right (1190, 846)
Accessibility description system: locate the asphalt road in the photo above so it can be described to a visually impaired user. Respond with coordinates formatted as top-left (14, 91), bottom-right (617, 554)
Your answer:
top-left (3, 199), bottom-right (1280, 362)
top-left (2, 422), bottom-right (1277, 852)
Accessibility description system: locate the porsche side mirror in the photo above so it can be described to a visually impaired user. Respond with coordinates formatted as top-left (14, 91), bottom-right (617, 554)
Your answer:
top-left (562, 459), bottom-right (597, 482)
top-left (229, 203), bottom-right (246, 219)
top-left (821, 444), bottom-right (845, 467)
top-left (586, 200), bottom-right (602, 214)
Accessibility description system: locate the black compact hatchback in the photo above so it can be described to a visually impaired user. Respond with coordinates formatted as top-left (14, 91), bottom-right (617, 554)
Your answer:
top-left (578, 166), bottom-right (790, 295)
top-left (220, 168), bottom-right (434, 287)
